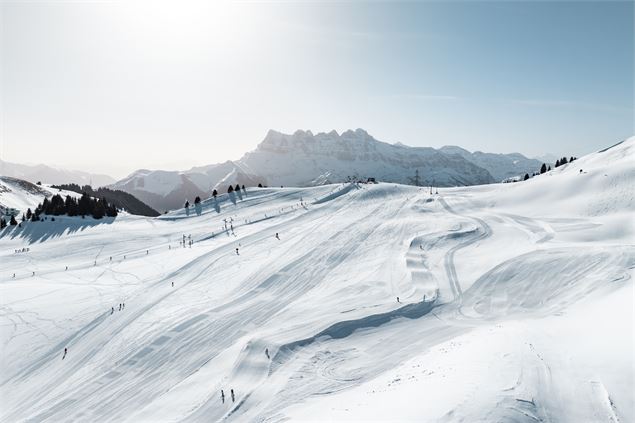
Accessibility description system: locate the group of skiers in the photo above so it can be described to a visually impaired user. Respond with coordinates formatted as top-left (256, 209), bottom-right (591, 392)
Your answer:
top-left (13, 247), bottom-right (29, 254)
top-left (110, 302), bottom-right (125, 314)
top-left (179, 234), bottom-right (193, 248)
top-left (220, 389), bottom-right (235, 404)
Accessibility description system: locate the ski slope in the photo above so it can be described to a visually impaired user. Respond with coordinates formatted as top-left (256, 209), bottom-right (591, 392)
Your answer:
top-left (0, 138), bottom-right (633, 422)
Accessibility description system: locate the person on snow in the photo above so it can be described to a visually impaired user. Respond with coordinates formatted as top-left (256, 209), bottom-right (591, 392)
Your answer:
top-left (231, 389), bottom-right (235, 403)
top-left (62, 347), bottom-right (67, 360)
top-left (172, 281), bottom-right (174, 287)
top-left (397, 297), bottom-right (400, 303)
top-left (119, 304), bottom-right (122, 311)
top-left (111, 307), bottom-right (114, 314)
top-left (275, 233), bottom-right (279, 240)
top-left (221, 389), bottom-right (225, 404)
top-left (265, 348), bottom-right (270, 359)
top-left (235, 248), bottom-right (239, 255)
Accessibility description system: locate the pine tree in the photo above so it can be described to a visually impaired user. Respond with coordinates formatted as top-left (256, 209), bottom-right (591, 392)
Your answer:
top-left (228, 185), bottom-right (234, 193)
top-left (258, 183), bottom-right (263, 188)
top-left (184, 200), bottom-right (190, 208)
top-left (561, 156), bottom-right (568, 165)
top-left (26, 208), bottom-right (32, 220)
top-left (555, 159), bottom-right (560, 167)
top-left (547, 165), bottom-right (551, 171)
top-left (10, 215), bottom-right (18, 226)
top-left (212, 189), bottom-right (218, 198)
top-left (523, 173), bottom-right (529, 181)
top-left (234, 184), bottom-right (240, 192)
top-left (0, 218), bottom-right (6, 229)
top-left (242, 185), bottom-right (245, 191)
top-left (92, 198), bottom-right (106, 219)
top-left (21, 214), bottom-right (26, 222)
top-left (194, 196), bottom-right (201, 204)
top-left (540, 163), bottom-right (547, 174)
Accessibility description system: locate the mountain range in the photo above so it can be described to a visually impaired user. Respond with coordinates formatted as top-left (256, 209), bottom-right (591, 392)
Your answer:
top-left (111, 129), bottom-right (545, 212)
top-left (0, 160), bottom-right (115, 188)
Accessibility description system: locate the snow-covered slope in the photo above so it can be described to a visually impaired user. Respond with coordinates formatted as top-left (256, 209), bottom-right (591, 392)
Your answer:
top-left (439, 144), bottom-right (544, 181)
top-left (0, 137), bottom-right (632, 422)
top-left (0, 176), bottom-right (82, 215)
top-left (0, 160), bottom-right (115, 188)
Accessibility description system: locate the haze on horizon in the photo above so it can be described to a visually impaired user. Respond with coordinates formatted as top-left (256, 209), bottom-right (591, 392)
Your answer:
top-left (1, 0), bottom-right (633, 179)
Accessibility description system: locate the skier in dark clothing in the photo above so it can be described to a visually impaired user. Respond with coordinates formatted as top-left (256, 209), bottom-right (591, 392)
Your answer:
top-left (62, 347), bottom-right (67, 360)
top-left (397, 297), bottom-right (400, 303)
top-left (111, 307), bottom-right (114, 314)
top-left (275, 233), bottom-right (279, 240)
top-left (265, 348), bottom-right (270, 359)
top-left (221, 389), bottom-right (225, 404)
top-left (172, 281), bottom-right (174, 287)
top-left (231, 389), bottom-right (235, 402)
top-left (235, 248), bottom-right (239, 255)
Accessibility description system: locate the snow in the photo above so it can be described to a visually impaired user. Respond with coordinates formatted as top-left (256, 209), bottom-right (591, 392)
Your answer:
top-left (0, 177), bottom-right (82, 215)
top-left (0, 137), bottom-right (633, 422)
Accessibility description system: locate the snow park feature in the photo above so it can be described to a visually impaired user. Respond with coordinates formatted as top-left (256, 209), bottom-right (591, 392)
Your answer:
top-left (0, 137), bottom-right (633, 422)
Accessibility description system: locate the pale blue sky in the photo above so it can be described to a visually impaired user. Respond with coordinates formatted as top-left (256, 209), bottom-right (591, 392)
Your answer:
top-left (1, 0), bottom-right (633, 178)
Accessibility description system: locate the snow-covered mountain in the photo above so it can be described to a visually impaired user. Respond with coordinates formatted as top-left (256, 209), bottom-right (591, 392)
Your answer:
top-left (240, 129), bottom-right (495, 186)
top-left (439, 145), bottom-right (544, 181)
top-left (113, 129), bottom-right (510, 211)
top-left (0, 137), bottom-right (632, 422)
top-left (113, 162), bottom-right (260, 213)
top-left (0, 160), bottom-right (115, 188)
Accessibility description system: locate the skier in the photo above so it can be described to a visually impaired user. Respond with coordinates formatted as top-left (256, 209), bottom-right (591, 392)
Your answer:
top-left (146, 250), bottom-right (149, 255)
top-left (111, 307), bottom-right (114, 315)
top-left (123, 303), bottom-right (125, 310)
top-left (110, 256), bottom-right (112, 261)
top-left (231, 389), bottom-right (235, 403)
top-left (221, 389), bottom-right (225, 404)
top-left (119, 303), bottom-right (122, 311)
top-left (275, 233), bottom-right (279, 240)
top-left (62, 347), bottom-right (67, 360)
top-left (172, 281), bottom-right (174, 287)
top-left (397, 297), bottom-right (400, 303)
top-left (65, 266), bottom-right (68, 271)
top-left (265, 348), bottom-right (270, 359)
top-left (236, 248), bottom-right (239, 255)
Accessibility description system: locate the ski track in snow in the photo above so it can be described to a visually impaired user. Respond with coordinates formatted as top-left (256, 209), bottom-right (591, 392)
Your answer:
top-left (0, 139), bottom-right (634, 423)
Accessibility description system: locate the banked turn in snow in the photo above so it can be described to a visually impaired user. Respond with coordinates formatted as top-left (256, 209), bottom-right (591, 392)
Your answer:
top-left (0, 138), bottom-right (633, 422)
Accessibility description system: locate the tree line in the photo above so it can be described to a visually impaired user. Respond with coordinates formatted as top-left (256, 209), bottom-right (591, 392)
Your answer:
top-left (52, 184), bottom-right (159, 217)
top-left (34, 193), bottom-right (118, 220)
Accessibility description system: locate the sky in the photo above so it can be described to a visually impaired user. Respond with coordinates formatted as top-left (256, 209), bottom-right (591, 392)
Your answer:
top-left (1, 0), bottom-right (633, 179)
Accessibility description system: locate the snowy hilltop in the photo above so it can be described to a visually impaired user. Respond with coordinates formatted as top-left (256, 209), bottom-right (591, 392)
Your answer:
top-left (0, 136), bottom-right (632, 422)
top-left (111, 129), bottom-right (548, 211)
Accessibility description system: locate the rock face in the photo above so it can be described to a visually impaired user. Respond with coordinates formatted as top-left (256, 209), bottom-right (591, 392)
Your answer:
top-left (112, 128), bottom-right (546, 211)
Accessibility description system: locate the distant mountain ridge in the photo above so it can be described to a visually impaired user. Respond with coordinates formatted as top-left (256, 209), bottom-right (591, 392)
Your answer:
top-left (438, 145), bottom-right (543, 181)
top-left (0, 160), bottom-right (115, 187)
top-left (111, 129), bottom-right (547, 211)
